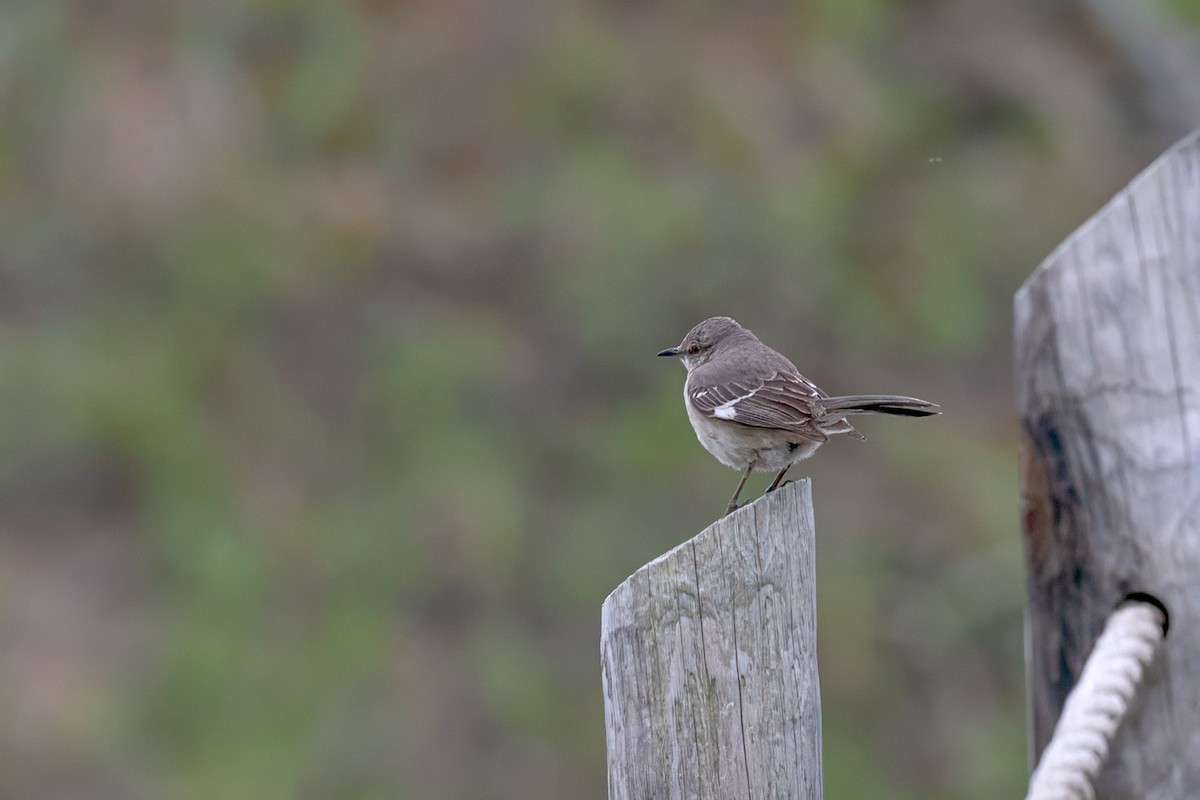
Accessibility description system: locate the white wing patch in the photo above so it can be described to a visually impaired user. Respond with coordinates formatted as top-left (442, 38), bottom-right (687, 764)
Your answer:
top-left (713, 388), bottom-right (758, 420)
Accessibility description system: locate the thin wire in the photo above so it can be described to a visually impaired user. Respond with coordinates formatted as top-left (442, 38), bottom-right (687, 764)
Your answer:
top-left (1025, 600), bottom-right (1167, 800)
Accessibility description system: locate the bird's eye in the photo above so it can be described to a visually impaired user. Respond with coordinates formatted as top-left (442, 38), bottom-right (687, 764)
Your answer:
top-left (687, 343), bottom-right (702, 355)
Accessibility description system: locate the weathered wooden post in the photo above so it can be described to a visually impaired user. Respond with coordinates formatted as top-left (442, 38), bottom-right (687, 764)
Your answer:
top-left (1016, 129), bottom-right (1200, 797)
top-left (600, 478), bottom-right (822, 799)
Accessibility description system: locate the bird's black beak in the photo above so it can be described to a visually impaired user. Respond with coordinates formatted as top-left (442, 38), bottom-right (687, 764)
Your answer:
top-left (657, 346), bottom-right (682, 357)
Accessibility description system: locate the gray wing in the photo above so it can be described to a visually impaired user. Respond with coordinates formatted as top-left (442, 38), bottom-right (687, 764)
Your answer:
top-left (689, 371), bottom-right (845, 441)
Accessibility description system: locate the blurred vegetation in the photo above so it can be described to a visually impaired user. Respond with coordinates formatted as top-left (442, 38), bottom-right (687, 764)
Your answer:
top-left (1, 1), bottom-right (1198, 798)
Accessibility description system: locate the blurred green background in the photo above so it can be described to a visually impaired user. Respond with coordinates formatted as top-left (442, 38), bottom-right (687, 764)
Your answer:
top-left (2, 1), bottom-right (1199, 798)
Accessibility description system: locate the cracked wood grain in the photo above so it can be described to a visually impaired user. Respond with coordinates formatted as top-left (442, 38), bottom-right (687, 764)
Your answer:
top-left (601, 479), bottom-right (821, 800)
top-left (1016, 129), bottom-right (1200, 799)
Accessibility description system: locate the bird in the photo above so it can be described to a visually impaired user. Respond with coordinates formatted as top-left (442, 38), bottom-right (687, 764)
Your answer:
top-left (658, 316), bottom-right (940, 516)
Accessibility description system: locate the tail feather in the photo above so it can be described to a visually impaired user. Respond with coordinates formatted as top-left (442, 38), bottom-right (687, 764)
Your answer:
top-left (822, 394), bottom-right (940, 417)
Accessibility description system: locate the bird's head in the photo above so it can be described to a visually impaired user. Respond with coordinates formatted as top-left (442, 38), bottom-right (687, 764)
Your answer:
top-left (657, 316), bottom-right (749, 370)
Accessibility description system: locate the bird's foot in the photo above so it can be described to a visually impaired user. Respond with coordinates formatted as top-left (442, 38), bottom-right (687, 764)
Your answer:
top-left (767, 479), bottom-right (796, 493)
top-left (723, 502), bottom-right (743, 516)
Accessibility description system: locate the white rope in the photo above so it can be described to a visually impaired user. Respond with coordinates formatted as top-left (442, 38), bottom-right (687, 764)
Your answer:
top-left (1025, 600), bottom-right (1167, 800)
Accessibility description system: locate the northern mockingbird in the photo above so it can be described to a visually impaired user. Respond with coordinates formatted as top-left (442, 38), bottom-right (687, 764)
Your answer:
top-left (658, 316), bottom-right (940, 515)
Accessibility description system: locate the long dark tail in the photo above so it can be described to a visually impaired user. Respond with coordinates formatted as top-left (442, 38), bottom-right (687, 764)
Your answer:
top-left (822, 394), bottom-right (940, 417)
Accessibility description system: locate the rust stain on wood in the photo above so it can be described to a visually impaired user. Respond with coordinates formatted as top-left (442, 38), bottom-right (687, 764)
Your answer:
top-left (1019, 428), bottom-right (1053, 583)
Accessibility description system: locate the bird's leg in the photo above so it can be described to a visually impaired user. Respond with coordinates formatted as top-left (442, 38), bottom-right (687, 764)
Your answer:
top-left (766, 467), bottom-right (790, 493)
top-left (724, 463), bottom-right (755, 516)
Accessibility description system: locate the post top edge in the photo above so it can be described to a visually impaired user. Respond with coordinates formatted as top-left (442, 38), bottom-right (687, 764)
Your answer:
top-left (1016, 127), bottom-right (1200, 295)
top-left (600, 478), bottom-right (813, 613)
